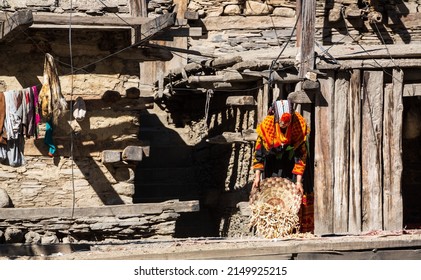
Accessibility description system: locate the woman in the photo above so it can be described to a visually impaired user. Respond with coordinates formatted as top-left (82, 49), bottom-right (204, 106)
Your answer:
top-left (251, 100), bottom-right (310, 197)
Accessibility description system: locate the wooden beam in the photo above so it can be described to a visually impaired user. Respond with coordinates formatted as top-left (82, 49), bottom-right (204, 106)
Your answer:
top-left (288, 90), bottom-right (314, 104)
top-left (152, 26), bottom-right (203, 40)
top-left (140, 13), bottom-right (177, 39)
top-left (226, 96), bottom-right (256, 106)
top-left (206, 129), bottom-right (257, 144)
top-left (0, 10), bottom-right (33, 41)
top-left (32, 12), bottom-right (151, 27)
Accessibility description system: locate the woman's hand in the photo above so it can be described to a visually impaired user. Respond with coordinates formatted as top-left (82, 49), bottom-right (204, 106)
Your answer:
top-left (296, 181), bottom-right (304, 195)
top-left (252, 170), bottom-right (261, 190)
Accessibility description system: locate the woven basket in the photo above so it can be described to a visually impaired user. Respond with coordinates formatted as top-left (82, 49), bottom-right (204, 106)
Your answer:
top-left (249, 177), bottom-right (302, 238)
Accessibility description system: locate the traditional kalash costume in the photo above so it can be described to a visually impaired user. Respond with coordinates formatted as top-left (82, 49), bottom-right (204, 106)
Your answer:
top-left (252, 100), bottom-right (310, 182)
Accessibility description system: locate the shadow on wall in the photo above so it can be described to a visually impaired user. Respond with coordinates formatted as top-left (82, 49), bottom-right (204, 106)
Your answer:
top-left (134, 92), bottom-right (252, 237)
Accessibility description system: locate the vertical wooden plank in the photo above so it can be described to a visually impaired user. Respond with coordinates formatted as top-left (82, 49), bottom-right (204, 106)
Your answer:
top-left (263, 83), bottom-right (270, 117)
top-left (348, 69), bottom-right (362, 234)
top-left (313, 70), bottom-right (335, 235)
top-left (383, 69), bottom-right (404, 231)
top-left (333, 71), bottom-right (350, 234)
top-left (128, 0), bottom-right (147, 44)
top-left (297, 0), bottom-right (316, 78)
top-left (362, 70), bottom-right (384, 232)
top-left (140, 0), bottom-right (188, 94)
top-left (257, 80), bottom-right (264, 124)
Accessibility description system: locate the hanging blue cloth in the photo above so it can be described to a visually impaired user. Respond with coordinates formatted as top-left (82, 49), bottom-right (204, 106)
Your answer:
top-left (44, 119), bottom-right (56, 156)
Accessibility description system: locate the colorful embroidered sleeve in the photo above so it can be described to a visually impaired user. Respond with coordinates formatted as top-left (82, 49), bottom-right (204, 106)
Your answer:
top-left (290, 112), bottom-right (310, 175)
top-left (252, 136), bottom-right (265, 171)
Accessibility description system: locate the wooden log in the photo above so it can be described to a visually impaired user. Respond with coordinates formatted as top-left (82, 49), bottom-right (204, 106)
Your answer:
top-left (188, 71), bottom-right (243, 83)
top-left (0, 10), bottom-right (33, 41)
top-left (206, 56), bottom-right (243, 69)
top-left (242, 129), bottom-right (258, 141)
top-left (318, 59), bottom-right (421, 70)
top-left (361, 70), bottom-right (384, 232)
top-left (214, 82), bottom-right (233, 89)
top-left (140, 13), bottom-right (177, 39)
top-left (242, 71), bottom-right (303, 83)
top-left (0, 200), bottom-right (200, 219)
top-left (348, 69), bottom-right (362, 234)
top-left (314, 70), bottom-right (335, 235)
top-left (232, 60), bottom-right (277, 71)
top-left (206, 130), bottom-right (257, 144)
top-left (102, 150), bottom-right (122, 163)
top-left (382, 69), bottom-right (403, 231)
top-left (152, 27), bottom-right (203, 40)
top-left (31, 12), bottom-right (151, 27)
top-left (226, 96), bottom-right (256, 106)
top-left (302, 80), bottom-right (320, 90)
top-left (122, 146), bottom-right (144, 161)
top-left (333, 71), bottom-right (350, 234)
top-left (288, 90), bottom-right (314, 104)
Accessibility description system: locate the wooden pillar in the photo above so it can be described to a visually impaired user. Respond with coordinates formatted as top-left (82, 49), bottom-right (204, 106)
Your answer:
top-left (348, 69), bottom-right (362, 234)
top-left (383, 69), bottom-right (403, 231)
top-left (139, 0), bottom-right (188, 95)
top-left (333, 71), bottom-right (350, 234)
top-left (361, 70), bottom-right (384, 232)
top-left (297, 0), bottom-right (316, 78)
top-left (313, 70), bottom-right (335, 235)
top-left (129, 0), bottom-right (147, 44)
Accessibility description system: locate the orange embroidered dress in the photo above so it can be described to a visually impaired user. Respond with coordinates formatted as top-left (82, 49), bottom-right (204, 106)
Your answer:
top-left (253, 111), bottom-right (309, 177)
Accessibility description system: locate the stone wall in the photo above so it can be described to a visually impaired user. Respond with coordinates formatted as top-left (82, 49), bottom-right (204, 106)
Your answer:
top-left (0, 201), bottom-right (199, 243)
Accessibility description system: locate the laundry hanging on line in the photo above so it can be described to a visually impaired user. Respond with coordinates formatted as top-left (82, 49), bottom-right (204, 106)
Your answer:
top-left (0, 53), bottom-right (68, 167)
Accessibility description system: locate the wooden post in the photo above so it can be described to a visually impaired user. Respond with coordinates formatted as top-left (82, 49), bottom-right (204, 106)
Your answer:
top-left (140, 0), bottom-right (188, 95)
top-left (383, 69), bottom-right (403, 231)
top-left (333, 71), bottom-right (350, 234)
top-left (128, 0), bottom-right (147, 44)
top-left (348, 69), bottom-right (362, 234)
top-left (313, 70), bottom-right (335, 235)
top-left (361, 71), bottom-right (384, 232)
top-left (297, 0), bottom-right (316, 78)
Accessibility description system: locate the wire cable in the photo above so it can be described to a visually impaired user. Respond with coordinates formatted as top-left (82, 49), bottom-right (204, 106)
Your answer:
top-left (68, 0), bottom-right (76, 219)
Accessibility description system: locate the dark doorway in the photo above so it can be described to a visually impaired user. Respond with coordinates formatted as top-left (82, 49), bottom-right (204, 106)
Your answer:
top-left (402, 96), bottom-right (421, 229)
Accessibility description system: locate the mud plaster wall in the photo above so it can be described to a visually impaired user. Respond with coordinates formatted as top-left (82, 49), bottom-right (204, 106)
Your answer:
top-left (0, 3), bottom-right (149, 207)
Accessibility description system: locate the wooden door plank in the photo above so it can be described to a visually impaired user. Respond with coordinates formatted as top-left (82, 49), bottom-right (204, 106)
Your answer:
top-left (348, 69), bottom-right (362, 234)
top-left (333, 71), bottom-right (350, 234)
top-left (383, 69), bottom-right (404, 231)
top-left (362, 71), bottom-right (384, 231)
top-left (313, 70), bottom-right (335, 235)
